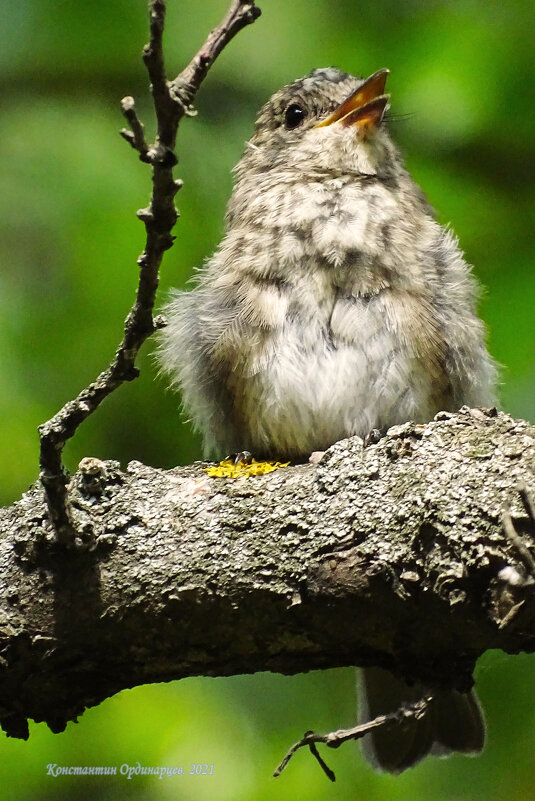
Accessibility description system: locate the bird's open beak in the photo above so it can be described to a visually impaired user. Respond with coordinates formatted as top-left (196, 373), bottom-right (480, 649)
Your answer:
top-left (314, 68), bottom-right (389, 131)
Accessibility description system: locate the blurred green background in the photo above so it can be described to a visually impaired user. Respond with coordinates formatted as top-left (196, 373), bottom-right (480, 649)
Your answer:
top-left (1, 0), bottom-right (534, 798)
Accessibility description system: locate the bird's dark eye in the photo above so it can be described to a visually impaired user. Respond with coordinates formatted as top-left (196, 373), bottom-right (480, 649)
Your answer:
top-left (284, 103), bottom-right (307, 130)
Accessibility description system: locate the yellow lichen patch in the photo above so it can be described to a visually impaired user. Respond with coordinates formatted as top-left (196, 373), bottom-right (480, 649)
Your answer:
top-left (205, 459), bottom-right (290, 479)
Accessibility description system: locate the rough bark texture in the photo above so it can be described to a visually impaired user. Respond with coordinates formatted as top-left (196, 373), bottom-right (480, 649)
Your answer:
top-left (2, 408), bottom-right (535, 740)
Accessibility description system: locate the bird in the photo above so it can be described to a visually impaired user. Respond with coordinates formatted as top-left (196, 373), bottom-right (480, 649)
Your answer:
top-left (157, 67), bottom-right (497, 772)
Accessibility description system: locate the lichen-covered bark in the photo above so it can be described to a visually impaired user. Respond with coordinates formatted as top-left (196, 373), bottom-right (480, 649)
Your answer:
top-left (1, 408), bottom-right (535, 739)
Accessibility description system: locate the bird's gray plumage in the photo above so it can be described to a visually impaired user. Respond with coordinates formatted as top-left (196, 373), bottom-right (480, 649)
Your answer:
top-left (157, 67), bottom-right (497, 771)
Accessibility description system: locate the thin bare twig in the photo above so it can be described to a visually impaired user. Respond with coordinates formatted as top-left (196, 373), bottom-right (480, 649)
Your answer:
top-left (38, 0), bottom-right (261, 545)
top-left (307, 739), bottom-right (336, 783)
top-left (274, 697), bottom-right (432, 781)
top-left (173, 0), bottom-right (261, 112)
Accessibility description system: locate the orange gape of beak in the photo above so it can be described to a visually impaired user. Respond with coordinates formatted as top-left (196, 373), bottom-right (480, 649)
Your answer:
top-left (314, 68), bottom-right (390, 132)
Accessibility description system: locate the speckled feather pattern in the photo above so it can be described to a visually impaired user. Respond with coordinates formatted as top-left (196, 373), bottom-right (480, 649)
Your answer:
top-left (158, 67), bottom-right (497, 773)
top-left (158, 67), bottom-right (496, 460)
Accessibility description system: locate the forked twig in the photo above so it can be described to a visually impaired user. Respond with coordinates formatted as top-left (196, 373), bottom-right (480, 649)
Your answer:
top-left (37, 0), bottom-right (261, 544)
top-left (274, 697), bottom-right (432, 782)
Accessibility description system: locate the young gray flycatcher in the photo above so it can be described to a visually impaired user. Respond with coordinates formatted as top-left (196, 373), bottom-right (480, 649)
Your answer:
top-left (158, 67), bottom-right (497, 772)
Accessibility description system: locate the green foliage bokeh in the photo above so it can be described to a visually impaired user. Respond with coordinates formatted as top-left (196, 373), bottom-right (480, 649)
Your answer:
top-left (1, 1), bottom-right (534, 799)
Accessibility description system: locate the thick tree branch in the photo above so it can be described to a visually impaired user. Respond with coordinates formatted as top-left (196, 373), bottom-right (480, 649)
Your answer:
top-left (3, 409), bottom-right (535, 741)
top-left (37, 0), bottom-right (261, 545)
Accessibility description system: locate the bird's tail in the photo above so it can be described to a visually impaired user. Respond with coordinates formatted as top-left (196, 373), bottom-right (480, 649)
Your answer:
top-left (357, 666), bottom-right (486, 773)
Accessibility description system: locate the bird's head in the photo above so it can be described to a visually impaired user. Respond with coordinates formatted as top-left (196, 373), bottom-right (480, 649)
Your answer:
top-left (235, 67), bottom-right (396, 180)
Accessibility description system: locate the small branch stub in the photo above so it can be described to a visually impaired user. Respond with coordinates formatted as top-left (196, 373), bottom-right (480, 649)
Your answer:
top-left (120, 96), bottom-right (150, 161)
